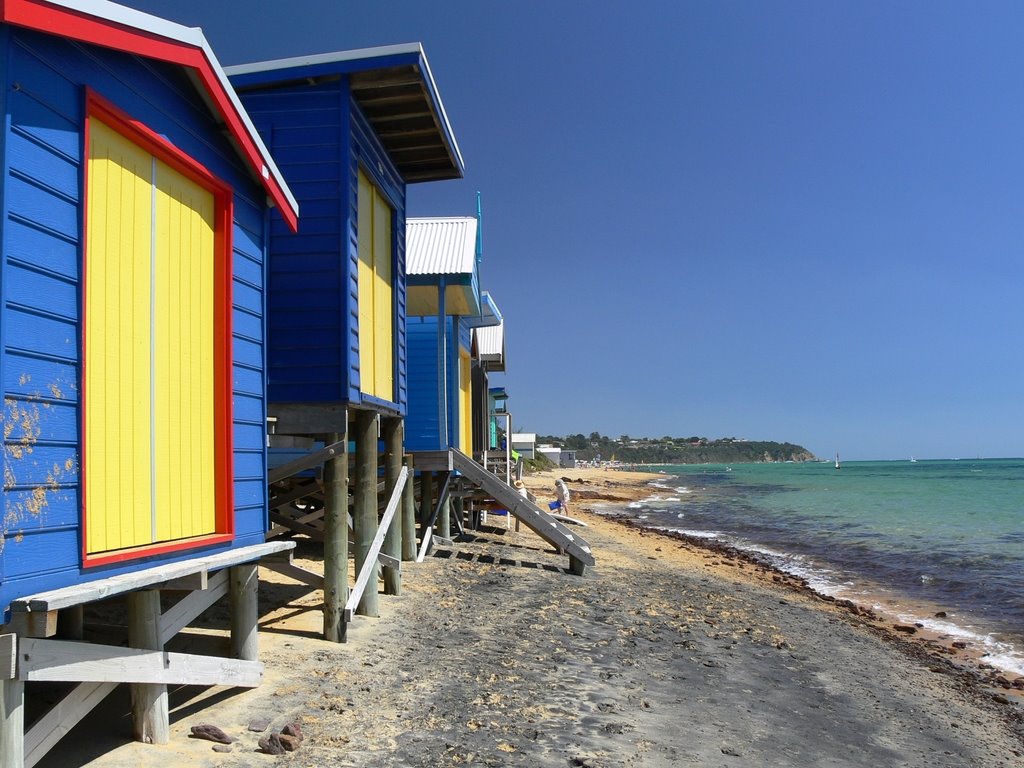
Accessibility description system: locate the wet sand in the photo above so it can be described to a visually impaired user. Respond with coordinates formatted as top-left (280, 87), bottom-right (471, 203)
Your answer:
top-left (40, 468), bottom-right (1024, 767)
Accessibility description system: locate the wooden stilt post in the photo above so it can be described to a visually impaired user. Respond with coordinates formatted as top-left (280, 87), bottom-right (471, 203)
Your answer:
top-left (57, 605), bottom-right (84, 640)
top-left (452, 496), bottom-right (464, 535)
top-left (229, 563), bottom-right (259, 660)
top-left (127, 590), bottom-right (169, 744)
top-left (354, 410), bottom-right (379, 617)
top-left (382, 417), bottom-right (403, 596)
top-left (420, 471), bottom-right (434, 534)
top-left (437, 495), bottom-right (451, 540)
top-left (401, 454), bottom-right (417, 561)
top-left (323, 427), bottom-right (349, 642)
top-left (0, 632), bottom-right (23, 768)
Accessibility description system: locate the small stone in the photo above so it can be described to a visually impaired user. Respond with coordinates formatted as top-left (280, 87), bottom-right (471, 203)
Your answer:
top-left (278, 734), bottom-right (301, 752)
top-left (993, 694), bottom-right (1010, 705)
top-left (281, 722), bottom-right (304, 742)
top-left (247, 718), bottom-right (271, 733)
top-left (722, 746), bottom-right (741, 756)
top-left (935, 611), bottom-right (947, 618)
top-left (258, 733), bottom-right (286, 755)
top-left (212, 744), bottom-right (233, 753)
top-left (190, 724), bottom-right (234, 744)
top-left (952, 641), bottom-right (968, 649)
top-left (893, 624), bottom-right (917, 634)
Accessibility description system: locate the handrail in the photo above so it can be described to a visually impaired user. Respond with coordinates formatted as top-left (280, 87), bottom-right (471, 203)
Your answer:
top-left (344, 467), bottom-right (407, 621)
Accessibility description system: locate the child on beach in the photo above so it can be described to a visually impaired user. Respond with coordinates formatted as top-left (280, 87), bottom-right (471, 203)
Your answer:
top-left (555, 478), bottom-right (570, 513)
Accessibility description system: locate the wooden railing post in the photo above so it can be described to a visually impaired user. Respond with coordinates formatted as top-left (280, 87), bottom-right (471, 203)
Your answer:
top-left (401, 454), bottom-right (417, 561)
top-left (382, 418), bottom-right (403, 596)
top-left (127, 590), bottom-right (169, 744)
top-left (354, 411), bottom-right (379, 617)
top-left (229, 563), bottom-right (259, 660)
top-left (323, 427), bottom-right (349, 642)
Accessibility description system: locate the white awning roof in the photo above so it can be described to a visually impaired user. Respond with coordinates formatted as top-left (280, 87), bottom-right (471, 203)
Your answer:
top-left (406, 217), bottom-right (477, 275)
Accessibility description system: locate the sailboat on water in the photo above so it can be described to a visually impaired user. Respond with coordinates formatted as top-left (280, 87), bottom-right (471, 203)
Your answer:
top-left (835, 452), bottom-right (841, 470)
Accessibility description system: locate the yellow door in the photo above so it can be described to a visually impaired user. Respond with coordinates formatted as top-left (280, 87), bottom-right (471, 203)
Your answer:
top-left (84, 120), bottom-right (154, 552)
top-left (357, 169), bottom-right (394, 402)
top-left (459, 350), bottom-right (472, 454)
top-left (153, 160), bottom-right (217, 542)
top-left (84, 119), bottom-right (218, 556)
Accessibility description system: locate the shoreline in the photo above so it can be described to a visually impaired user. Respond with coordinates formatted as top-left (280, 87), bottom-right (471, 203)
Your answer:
top-left (522, 466), bottom-right (1024, 704)
top-left (41, 466), bottom-right (1024, 767)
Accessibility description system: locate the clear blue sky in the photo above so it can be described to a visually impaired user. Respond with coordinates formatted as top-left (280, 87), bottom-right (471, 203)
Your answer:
top-left (128, 0), bottom-right (1024, 461)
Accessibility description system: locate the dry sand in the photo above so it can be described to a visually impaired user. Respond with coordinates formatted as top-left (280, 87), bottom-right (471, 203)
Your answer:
top-left (38, 468), bottom-right (1024, 767)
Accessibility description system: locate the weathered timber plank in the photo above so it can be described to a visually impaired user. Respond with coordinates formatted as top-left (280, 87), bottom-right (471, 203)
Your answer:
top-left (267, 403), bottom-right (348, 434)
top-left (0, 636), bottom-right (14, 680)
top-left (261, 561), bottom-right (325, 590)
top-left (24, 682), bottom-right (112, 768)
top-left (153, 572), bottom-right (208, 591)
top-left (268, 438), bottom-right (347, 483)
top-left (18, 638), bottom-right (263, 687)
top-left (13, 542), bottom-right (294, 613)
top-left (160, 570), bottom-right (229, 639)
top-left (269, 480), bottom-right (322, 510)
top-left (410, 450), bottom-right (453, 472)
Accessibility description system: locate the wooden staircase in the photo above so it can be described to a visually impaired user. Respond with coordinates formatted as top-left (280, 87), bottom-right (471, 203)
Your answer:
top-left (449, 449), bottom-right (595, 574)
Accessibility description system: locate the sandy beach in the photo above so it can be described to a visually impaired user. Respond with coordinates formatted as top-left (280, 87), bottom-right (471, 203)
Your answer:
top-left (40, 468), bottom-right (1024, 767)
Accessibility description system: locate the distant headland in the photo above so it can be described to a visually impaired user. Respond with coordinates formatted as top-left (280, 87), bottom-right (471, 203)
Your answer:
top-left (537, 433), bottom-right (816, 465)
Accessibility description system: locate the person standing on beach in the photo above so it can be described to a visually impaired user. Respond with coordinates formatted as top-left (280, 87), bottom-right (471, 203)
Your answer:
top-left (555, 478), bottom-right (571, 514)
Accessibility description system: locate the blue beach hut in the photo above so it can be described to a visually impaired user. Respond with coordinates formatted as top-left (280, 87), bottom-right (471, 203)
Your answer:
top-left (227, 45), bottom-right (464, 428)
top-left (405, 216), bottom-right (501, 455)
top-left (0, 0), bottom-right (298, 617)
top-left (226, 45), bottom-right (464, 637)
top-left (403, 224), bottom-right (593, 571)
top-left (0, 0), bottom-right (300, 759)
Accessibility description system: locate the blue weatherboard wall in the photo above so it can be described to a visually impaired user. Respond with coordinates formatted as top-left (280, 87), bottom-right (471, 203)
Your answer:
top-left (236, 79), bottom-right (409, 413)
top-left (0, 26), bottom-right (273, 614)
top-left (405, 315), bottom-right (472, 451)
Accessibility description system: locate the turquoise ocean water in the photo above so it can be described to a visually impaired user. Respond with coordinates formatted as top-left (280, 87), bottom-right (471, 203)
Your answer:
top-left (608, 458), bottom-right (1024, 675)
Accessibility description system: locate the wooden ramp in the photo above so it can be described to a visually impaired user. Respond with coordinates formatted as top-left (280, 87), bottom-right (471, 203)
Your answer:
top-left (449, 449), bottom-right (595, 574)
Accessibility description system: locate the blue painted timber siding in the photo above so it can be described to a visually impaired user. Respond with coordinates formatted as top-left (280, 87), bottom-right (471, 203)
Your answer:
top-left (405, 315), bottom-right (472, 452)
top-left (0, 27), bottom-right (272, 614)
top-left (405, 316), bottom-right (442, 451)
top-left (237, 79), bottom-right (408, 414)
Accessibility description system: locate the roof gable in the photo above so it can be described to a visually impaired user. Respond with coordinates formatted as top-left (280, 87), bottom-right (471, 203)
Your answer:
top-left (227, 44), bottom-right (464, 183)
top-left (1, 0), bottom-right (299, 230)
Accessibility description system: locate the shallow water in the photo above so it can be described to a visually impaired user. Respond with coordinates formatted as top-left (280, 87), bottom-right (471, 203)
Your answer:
top-left (609, 458), bottom-right (1024, 675)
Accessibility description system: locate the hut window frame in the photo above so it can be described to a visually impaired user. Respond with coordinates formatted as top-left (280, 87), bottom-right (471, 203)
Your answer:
top-left (80, 89), bottom-right (235, 567)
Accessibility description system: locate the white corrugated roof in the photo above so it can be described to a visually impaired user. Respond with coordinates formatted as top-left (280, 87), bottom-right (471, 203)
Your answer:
top-left (406, 217), bottom-right (477, 275)
top-left (476, 321), bottom-right (504, 356)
